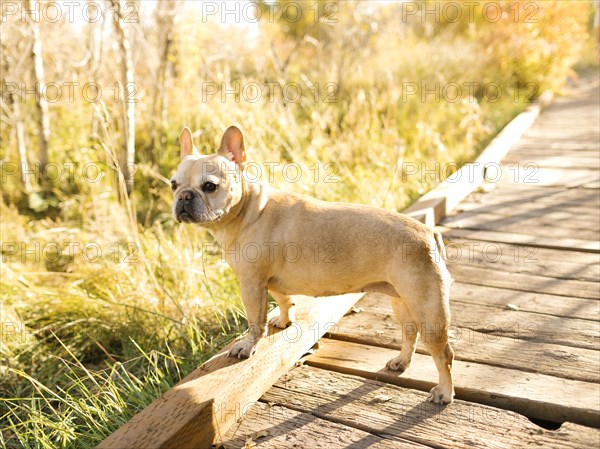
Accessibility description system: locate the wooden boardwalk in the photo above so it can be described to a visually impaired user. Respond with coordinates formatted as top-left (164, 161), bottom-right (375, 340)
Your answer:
top-left (220, 78), bottom-right (600, 447)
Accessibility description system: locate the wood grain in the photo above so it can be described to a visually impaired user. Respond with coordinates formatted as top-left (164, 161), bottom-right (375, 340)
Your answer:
top-left (442, 212), bottom-right (599, 240)
top-left (443, 209), bottom-right (600, 232)
top-left (329, 294), bottom-right (600, 383)
top-left (439, 226), bottom-right (600, 253)
top-left (449, 282), bottom-right (600, 321)
top-left (96, 293), bottom-right (364, 449)
top-left (457, 187), bottom-right (600, 217)
top-left (305, 340), bottom-right (600, 428)
top-left (221, 402), bottom-right (432, 448)
top-left (342, 293), bottom-right (599, 350)
top-left (264, 365), bottom-right (600, 448)
top-left (447, 264), bottom-right (600, 299)
top-left (443, 238), bottom-right (600, 282)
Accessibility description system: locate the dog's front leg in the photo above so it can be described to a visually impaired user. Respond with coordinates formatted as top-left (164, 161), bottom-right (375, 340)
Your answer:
top-left (228, 281), bottom-right (268, 359)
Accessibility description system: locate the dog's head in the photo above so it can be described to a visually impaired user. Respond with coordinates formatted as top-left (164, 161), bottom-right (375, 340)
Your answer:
top-left (171, 126), bottom-right (246, 224)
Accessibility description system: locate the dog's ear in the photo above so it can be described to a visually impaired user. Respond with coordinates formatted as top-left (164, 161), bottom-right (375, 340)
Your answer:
top-left (179, 127), bottom-right (198, 160)
top-left (218, 126), bottom-right (246, 165)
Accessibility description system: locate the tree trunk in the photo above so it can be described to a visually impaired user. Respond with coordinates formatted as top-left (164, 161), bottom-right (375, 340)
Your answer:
top-left (13, 99), bottom-right (32, 193)
top-left (111, 0), bottom-right (136, 195)
top-left (89, 0), bottom-right (105, 140)
top-left (26, 0), bottom-right (50, 180)
top-left (149, 1), bottom-right (178, 164)
top-left (0, 41), bottom-right (32, 193)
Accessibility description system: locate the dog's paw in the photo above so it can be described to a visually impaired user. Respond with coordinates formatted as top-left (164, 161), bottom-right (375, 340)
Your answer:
top-left (427, 385), bottom-right (454, 404)
top-left (269, 315), bottom-right (292, 329)
top-left (228, 338), bottom-right (258, 359)
top-left (385, 356), bottom-right (410, 373)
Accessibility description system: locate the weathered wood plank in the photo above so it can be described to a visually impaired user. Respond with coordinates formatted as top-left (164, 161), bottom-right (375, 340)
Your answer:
top-left (438, 227), bottom-right (600, 253)
top-left (444, 235), bottom-right (600, 265)
top-left (447, 264), bottom-right (600, 299)
top-left (330, 299), bottom-right (600, 383)
top-left (96, 293), bottom-right (363, 449)
top-left (361, 288), bottom-right (599, 330)
top-left (221, 402), bottom-right (432, 449)
top-left (442, 214), bottom-right (599, 240)
top-left (496, 167), bottom-right (599, 189)
top-left (510, 145), bottom-right (599, 154)
top-left (449, 282), bottom-right (600, 321)
top-left (519, 129), bottom-right (599, 140)
top-left (444, 240), bottom-right (600, 282)
top-left (264, 365), bottom-right (600, 447)
top-left (305, 340), bottom-right (600, 428)
top-left (477, 179), bottom-right (599, 191)
top-left (411, 294), bottom-right (599, 349)
top-left (444, 209), bottom-right (600, 232)
top-left (463, 185), bottom-right (600, 207)
top-left (503, 153), bottom-right (599, 169)
top-left (511, 140), bottom-right (600, 151)
top-left (451, 202), bottom-right (599, 224)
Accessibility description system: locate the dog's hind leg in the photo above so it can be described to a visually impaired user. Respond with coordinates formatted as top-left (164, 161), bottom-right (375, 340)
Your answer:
top-left (386, 297), bottom-right (419, 374)
top-left (392, 277), bottom-right (454, 404)
top-left (415, 286), bottom-right (454, 404)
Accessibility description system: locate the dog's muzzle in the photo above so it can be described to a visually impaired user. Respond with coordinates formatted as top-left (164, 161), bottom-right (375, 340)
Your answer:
top-left (174, 189), bottom-right (203, 223)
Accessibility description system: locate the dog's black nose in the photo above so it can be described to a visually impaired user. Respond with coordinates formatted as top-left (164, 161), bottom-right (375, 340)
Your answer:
top-left (180, 189), bottom-right (195, 202)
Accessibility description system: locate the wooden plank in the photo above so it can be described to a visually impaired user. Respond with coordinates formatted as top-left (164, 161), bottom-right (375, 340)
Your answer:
top-left (442, 214), bottom-right (599, 240)
top-left (520, 130), bottom-right (599, 141)
top-left (359, 289), bottom-right (599, 332)
top-left (96, 293), bottom-right (363, 449)
top-left (221, 402), bottom-right (432, 449)
top-left (330, 299), bottom-right (600, 383)
top-left (305, 340), bottom-right (600, 428)
top-left (264, 365), bottom-right (600, 448)
top-left (438, 227), bottom-right (600, 253)
top-left (512, 140), bottom-right (600, 151)
top-left (512, 145), bottom-right (599, 153)
top-left (496, 167), bottom-right (599, 189)
top-left (503, 153), bottom-right (599, 169)
top-left (444, 221), bottom-right (599, 241)
top-left (454, 201), bottom-right (599, 221)
top-left (450, 282), bottom-right (600, 321)
top-left (439, 296), bottom-right (598, 349)
top-left (447, 264), bottom-right (600, 299)
top-left (519, 130), bottom-right (599, 141)
top-left (444, 209), bottom-right (600, 231)
top-left (463, 186), bottom-right (600, 209)
top-left (332, 313), bottom-right (600, 384)
top-left (444, 240), bottom-right (600, 282)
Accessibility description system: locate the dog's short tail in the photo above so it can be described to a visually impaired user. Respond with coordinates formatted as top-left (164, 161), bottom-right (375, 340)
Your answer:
top-left (433, 231), bottom-right (446, 261)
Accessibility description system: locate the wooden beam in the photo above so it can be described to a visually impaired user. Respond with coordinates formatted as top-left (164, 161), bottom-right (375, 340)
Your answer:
top-left (96, 293), bottom-right (364, 449)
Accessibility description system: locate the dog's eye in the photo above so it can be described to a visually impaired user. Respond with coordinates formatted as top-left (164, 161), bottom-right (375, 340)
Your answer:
top-left (201, 181), bottom-right (218, 193)
top-left (171, 180), bottom-right (177, 191)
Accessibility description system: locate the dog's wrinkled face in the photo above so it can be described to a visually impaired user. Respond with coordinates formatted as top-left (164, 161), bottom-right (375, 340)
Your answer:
top-left (171, 154), bottom-right (243, 223)
top-left (171, 126), bottom-right (246, 224)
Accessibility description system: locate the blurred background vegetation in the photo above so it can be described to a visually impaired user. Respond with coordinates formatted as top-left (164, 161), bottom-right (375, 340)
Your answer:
top-left (0, 1), bottom-right (597, 446)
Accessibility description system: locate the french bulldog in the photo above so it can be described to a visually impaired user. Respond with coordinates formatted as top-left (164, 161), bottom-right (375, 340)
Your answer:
top-left (171, 126), bottom-right (454, 404)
